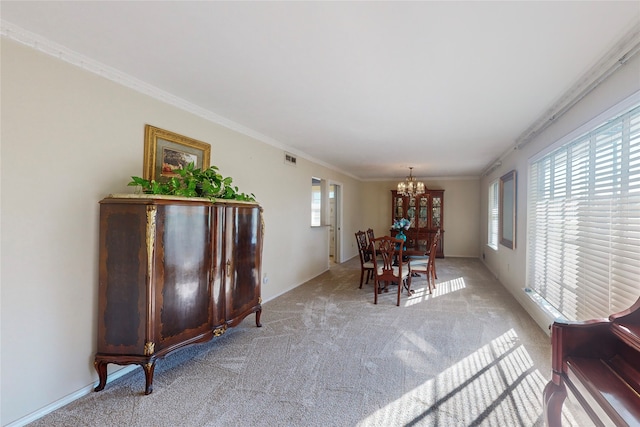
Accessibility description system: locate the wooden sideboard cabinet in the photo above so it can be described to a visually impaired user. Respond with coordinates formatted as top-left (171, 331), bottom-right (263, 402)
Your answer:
top-left (94, 195), bottom-right (263, 395)
top-left (391, 189), bottom-right (444, 257)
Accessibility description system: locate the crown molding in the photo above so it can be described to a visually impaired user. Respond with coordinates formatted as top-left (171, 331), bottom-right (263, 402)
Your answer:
top-left (363, 175), bottom-right (481, 182)
top-left (482, 20), bottom-right (640, 176)
top-left (1, 20), bottom-right (361, 180)
top-left (516, 21), bottom-right (640, 149)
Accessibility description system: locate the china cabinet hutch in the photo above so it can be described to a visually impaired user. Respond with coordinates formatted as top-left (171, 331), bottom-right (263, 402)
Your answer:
top-left (391, 189), bottom-right (444, 257)
top-left (94, 195), bottom-right (263, 395)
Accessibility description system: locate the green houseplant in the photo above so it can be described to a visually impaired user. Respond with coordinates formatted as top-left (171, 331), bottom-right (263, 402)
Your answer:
top-left (128, 162), bottom-right (256, 202)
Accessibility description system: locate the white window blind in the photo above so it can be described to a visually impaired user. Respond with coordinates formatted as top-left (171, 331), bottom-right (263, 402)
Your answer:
top-left (488, 180), bottom-right (499, 249)
top-left (528, 103), bottom-right (640, 321)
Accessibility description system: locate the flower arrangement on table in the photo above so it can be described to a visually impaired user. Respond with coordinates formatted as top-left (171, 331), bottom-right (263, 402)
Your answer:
top-left (392, 218), bottom-right (411, 231)
top-left (391, 218), bottom-right (411, 240)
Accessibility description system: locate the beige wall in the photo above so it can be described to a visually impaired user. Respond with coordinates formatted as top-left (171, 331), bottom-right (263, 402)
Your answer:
top-left (0, 39), bottom-right (482, 425)
top-left (479, 52), bottom-right (640, 333)
top-left (361, 178), bottom-right (481, 258)
top-left (0, 39), bottom-right (364, 425)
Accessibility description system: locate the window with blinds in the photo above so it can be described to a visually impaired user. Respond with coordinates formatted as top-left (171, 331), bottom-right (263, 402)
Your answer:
top-left (488, 180), bottom-right (499, 249)
top-left (528, 103), bottom-right (640, 321)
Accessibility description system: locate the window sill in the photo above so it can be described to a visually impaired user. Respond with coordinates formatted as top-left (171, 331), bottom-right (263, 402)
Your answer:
top-left (524, 288), bottom-right (567, 322)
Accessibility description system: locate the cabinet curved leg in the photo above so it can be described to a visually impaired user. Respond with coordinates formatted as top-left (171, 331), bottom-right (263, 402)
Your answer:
top-left (543, 379), bottom-right (567, 427)
top-left (94, 360), bottom-right (108, 392)
top-left (143, 362), bottom-right (156, 395)
top-left (255, 308), bottom-right (262, 327)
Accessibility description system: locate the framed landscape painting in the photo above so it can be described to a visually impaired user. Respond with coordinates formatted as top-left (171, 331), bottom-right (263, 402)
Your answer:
top-left (499, 169), bottom-right (516, 249)
top-left (143, 125), bottom-right (211, 180)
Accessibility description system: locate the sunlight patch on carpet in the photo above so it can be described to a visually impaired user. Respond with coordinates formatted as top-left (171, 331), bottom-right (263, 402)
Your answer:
top-left (357, 328), bottom-right (581, 426)
top-left (402, 277), bottom-right (466, 306)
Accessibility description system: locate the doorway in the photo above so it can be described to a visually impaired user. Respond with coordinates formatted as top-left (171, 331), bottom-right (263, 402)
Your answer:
top-left (328, 183), bottom-right (341, 264)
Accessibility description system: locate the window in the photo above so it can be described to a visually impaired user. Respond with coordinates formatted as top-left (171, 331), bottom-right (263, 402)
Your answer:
top-left (311, 178), bottom-right (322, 226)
top-left (488, 179), bottom-right (499, 249)
top-left (527, 101), bottom-right (640, 321)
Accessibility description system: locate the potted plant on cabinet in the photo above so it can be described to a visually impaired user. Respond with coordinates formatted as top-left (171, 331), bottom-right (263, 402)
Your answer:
top-left (128, 162), bottom-right (256, 202)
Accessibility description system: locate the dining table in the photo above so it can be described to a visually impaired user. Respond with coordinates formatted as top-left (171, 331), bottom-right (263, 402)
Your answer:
top-left (401, 242), bottom-right (429, 257)
top-left (396, 242), bottom-right (430, 276)
top-left (364, 239), bottom-right (429, 259)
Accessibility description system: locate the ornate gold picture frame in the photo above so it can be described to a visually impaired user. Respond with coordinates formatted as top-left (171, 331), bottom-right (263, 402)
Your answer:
top-left (143, 125), bottom-right (211, 180)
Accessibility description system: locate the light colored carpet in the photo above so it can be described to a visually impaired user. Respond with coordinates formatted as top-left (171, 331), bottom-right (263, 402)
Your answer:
top-left (29, 257), bottom-right (590, 426)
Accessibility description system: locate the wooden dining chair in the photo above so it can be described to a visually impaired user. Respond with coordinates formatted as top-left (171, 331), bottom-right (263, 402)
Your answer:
top-left (365, 227), bottom-right (385, 265)
top-left (406, 230), bottom-right (429, 275)
top-left (430, 229), bottom-right (441, 280)
top-left (409, 229), bottom-right (440, 294)
top-left (370, 236), bottom-right (412, 306)
top-left (355, 231), bottom-right (375, 288)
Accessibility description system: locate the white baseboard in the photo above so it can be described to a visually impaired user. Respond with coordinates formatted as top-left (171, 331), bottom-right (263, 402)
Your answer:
top-left (5, 365), bottom-right (137, 427)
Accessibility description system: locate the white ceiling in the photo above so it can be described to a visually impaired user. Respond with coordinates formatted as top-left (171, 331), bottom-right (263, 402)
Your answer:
top-left (2, 1), bottom-right (640, 180)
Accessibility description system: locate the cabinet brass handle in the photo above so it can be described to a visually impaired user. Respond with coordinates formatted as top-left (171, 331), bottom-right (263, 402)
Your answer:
top-left (226, 259), bottom-right (232, 277)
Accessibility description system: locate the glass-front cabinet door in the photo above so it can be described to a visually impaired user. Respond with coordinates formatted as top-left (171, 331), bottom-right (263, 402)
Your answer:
top-left (407, 197), bottom-right (417, 228)
top-left (418, 196), bottom-right (428, 229)
top-left (431, 195), bottom-right (442, 229)
top-left (393, 194), bottom-right (404, 220)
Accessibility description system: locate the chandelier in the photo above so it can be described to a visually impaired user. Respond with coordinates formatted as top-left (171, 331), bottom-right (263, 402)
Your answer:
top-left (397, 167), bottom-right (425, 196)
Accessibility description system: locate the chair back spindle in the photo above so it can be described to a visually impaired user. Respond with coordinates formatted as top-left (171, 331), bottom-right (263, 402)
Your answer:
top-left (366, 228), bottom-right (375, 247)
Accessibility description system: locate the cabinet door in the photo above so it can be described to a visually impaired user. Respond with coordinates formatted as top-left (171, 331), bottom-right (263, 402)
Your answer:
top-left (429, 192), bottom-right (444, 257)
top-left (407, 196), bottom-right (417, 229)
top-left (153, 203), bottom-right (213, 351)
top-left (224, 205), bottom-right (262, 327)
top-left (392, 192), bottom-right (405, 221)
top-left (98, 202), bottom-right (148, 355)
top-left (210, 205), bottom-right (225, 328)
top-left (431, 194), bottom-right (443, 230)
top-left (418, 196), bottom-right (429, 229)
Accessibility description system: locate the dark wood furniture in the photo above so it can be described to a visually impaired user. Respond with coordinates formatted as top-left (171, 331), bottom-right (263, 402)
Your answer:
top-left (365, 228), bottom-right (375, 245)
top-left (355, 230), bottom-right (375, 288)
top-left (408, 229), bottom-right (440, 294)
top-left (94, 195), bottom-right (263, 395)
top-left (370, 236), bottom-right (412, 306)
top-left (543, 297), bottom-right (640, 426)
top-left (391, 189), bottom-right (444, 258)
top-left (402, 243), bottom-right (429, 257)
